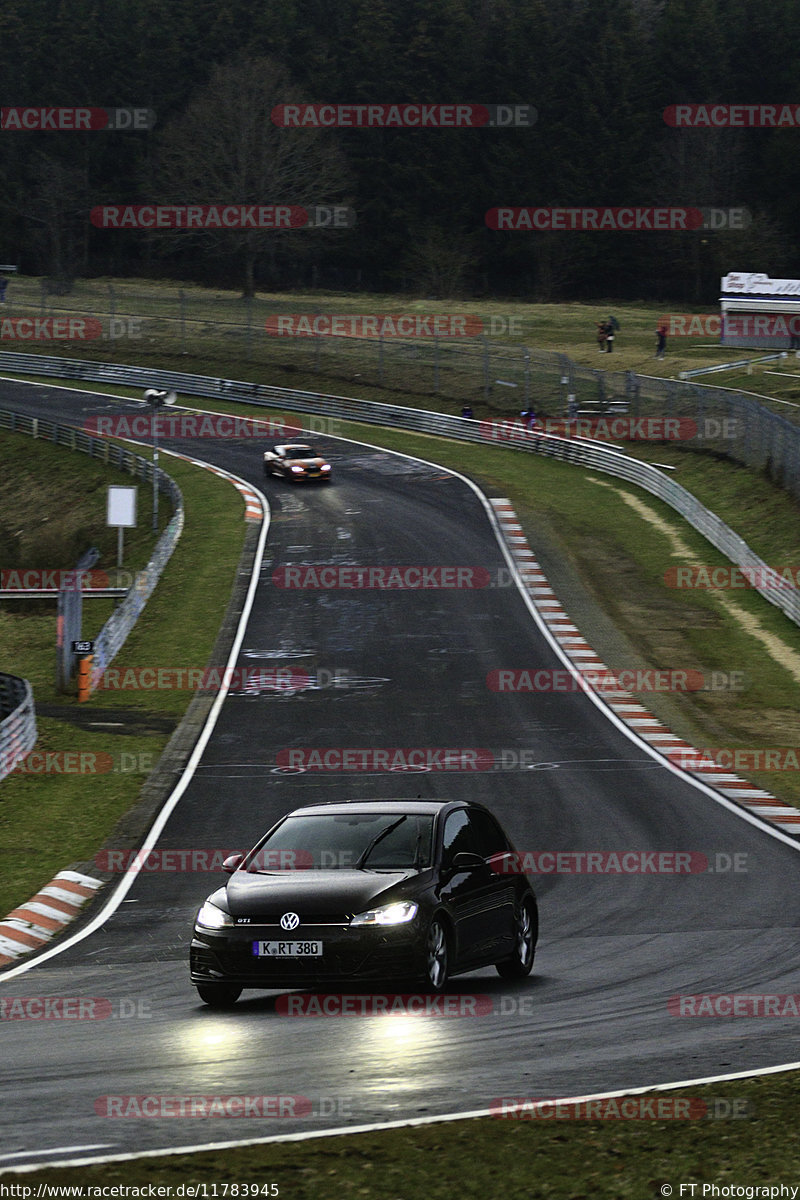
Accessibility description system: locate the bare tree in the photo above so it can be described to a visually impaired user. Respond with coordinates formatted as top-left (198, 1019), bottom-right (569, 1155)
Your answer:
top-left (150, 55), bottom-right (351, 296)
top-left (403, 228), bottom-right (476, 298)
top-left (1, 151), bottom-right (89, 288)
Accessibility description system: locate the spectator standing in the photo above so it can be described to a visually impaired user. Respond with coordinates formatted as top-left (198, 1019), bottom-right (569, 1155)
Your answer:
top-left (655, 325), bottom-right (667, 359)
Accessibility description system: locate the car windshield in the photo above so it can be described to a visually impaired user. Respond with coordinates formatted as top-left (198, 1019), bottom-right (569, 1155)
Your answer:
top-left (286, 446), bottom-right (318, 460)
top-left (246, 812), bottom-right (435, 871)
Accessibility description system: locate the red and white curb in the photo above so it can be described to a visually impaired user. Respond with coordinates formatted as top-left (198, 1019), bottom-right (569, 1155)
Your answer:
top-left (168, 452), bottom-right (263, 521)
top-left (491, 498), bottom-right (800, 832)
top-left (0, 871), bottom-right (104, 966)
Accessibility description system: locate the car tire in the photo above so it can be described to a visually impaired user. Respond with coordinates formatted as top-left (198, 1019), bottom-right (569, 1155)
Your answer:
top-left (423, 916), bottom-right (450, 993)
top-left (196, 983), bottom-right (242, 1008)
top-left (496, 897), bottom-right (537, 980)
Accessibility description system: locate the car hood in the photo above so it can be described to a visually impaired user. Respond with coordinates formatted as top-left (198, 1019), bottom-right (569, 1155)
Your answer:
top-left (225, 868), bottom-right (417, 919)
top-left (289, 457), bottom-right (326, 467)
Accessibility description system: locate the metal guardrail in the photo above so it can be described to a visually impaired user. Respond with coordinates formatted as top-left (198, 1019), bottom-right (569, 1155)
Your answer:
top-left (0, 352), bottom-right (798, 632)
top-left (679, 353), bottom-right (787, 380)
top-left (0, 404), bottom-right (184, 697)
top-left (0, 673), bottom-right (36, 782)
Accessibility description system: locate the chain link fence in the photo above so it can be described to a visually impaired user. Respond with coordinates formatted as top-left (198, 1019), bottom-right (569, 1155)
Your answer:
top-left (3, 277), bottom-right (800, 492)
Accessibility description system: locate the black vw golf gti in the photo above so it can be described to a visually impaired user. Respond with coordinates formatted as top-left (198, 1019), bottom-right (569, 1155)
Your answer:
top-left (190, 800), bottom-right (537, 1006)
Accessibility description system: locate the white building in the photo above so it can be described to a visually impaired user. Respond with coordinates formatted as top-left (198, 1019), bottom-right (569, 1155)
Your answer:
top-left (720, 272), bottom-right (800, 349)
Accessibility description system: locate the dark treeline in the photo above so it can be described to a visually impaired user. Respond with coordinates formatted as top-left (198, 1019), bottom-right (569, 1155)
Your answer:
top-left (1, 0), bottom-right (798, 301)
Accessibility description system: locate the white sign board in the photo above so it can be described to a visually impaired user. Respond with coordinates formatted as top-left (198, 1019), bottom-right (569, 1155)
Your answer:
top-left (107, 485), bottom-right (137, 528)
top-left (722, 272), bottom-right (800, 297)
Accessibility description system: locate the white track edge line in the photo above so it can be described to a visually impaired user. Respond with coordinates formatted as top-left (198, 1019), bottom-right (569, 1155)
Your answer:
top-left (2, 1059), bottom-right (799, 1175)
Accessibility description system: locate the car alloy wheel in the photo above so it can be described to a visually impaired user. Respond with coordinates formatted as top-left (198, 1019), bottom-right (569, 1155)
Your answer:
top-left (496, 898), bottom-right (536, 979)
top-left (424, 917), bottom-right (449, 992)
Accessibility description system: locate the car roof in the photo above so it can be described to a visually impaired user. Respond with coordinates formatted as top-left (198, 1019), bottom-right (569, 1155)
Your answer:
top-left (278, 443), bottom-right (314, 453)
top-left (285, 800), bottom-right (472, 818)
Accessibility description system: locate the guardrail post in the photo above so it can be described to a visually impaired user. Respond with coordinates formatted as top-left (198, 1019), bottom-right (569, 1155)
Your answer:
top-left (77, 654), bottom-right (92, 703)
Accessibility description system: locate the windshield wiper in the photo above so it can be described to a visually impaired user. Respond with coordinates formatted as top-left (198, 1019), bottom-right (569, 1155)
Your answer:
top-left (355, 816), bottom-right (407, 869)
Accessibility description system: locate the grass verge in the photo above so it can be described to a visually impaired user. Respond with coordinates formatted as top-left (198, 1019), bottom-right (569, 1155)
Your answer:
top-left (4, 1074), bottom-right (793, 1197)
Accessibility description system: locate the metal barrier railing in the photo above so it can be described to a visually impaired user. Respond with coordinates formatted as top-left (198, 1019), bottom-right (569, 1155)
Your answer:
top-left (0, 405), bottom-right (184, 697)
top-left (0, 673), bottom-right (36, 782)
top-left (0, 353), bottom-right (798, 631)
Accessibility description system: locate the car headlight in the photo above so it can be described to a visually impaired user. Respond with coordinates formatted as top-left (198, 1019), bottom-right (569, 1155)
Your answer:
top-left (321, 464), bottom-right (331, 471)
top-left (350, 900), bottom-right (418, 927)
top-left (290, 464), bottom-right (304, 473)
top-left (195, 900), bottom-right (234, 929)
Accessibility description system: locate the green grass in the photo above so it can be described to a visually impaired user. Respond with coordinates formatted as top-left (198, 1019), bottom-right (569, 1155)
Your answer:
top-left (3, 275), bottom-right (781, 414)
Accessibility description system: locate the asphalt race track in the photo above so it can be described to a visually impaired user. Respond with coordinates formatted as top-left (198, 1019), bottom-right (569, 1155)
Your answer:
top-left (2, 378), bottom-right (800, 1167)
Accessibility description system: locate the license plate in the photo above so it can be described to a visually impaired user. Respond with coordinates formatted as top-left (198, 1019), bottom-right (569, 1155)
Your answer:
top-left (253, 940), bottom-right (322, 957)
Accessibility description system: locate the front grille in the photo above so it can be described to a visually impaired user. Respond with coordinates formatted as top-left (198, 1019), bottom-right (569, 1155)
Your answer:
top-left (234, 915), bottom-right (351, 928)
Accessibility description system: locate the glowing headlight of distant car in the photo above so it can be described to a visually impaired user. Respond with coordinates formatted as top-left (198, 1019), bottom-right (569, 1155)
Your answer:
top-left (321, 464), bottom-right (331, 471)
top-left (195, 900), bottom-right (234, 929)
top-left (350, 901), bottom-right (418, 927)
top-left (290, 464), bottom-right (305, 473)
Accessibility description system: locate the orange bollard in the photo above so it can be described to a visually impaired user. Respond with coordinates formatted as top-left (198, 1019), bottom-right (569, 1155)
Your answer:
top-left (77, 654), bottom-right (93, 703)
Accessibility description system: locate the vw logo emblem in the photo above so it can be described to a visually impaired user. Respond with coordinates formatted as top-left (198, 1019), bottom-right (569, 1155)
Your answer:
top-left (280, 912), bottom-right (300, 931)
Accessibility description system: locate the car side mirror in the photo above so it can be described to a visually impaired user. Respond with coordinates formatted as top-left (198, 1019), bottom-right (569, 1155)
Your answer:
top-left (222, 853), bottom-right (244, 874)
top-left (451, 851), bottom-right (485, 872)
